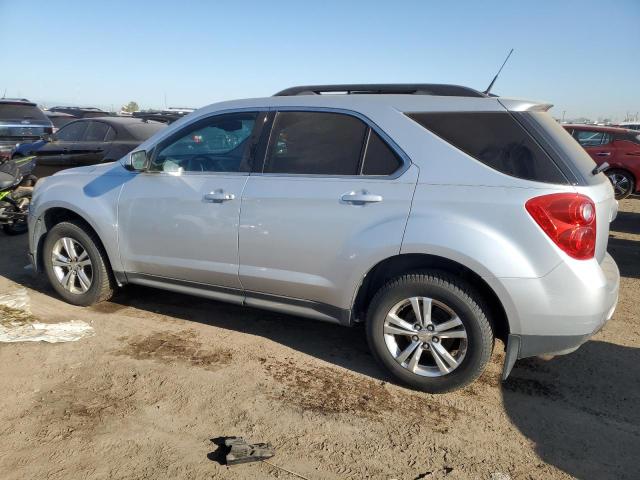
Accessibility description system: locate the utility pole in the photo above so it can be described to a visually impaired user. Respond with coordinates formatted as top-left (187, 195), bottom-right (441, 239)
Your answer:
top-left (562, 111), bottom-right (566, 123)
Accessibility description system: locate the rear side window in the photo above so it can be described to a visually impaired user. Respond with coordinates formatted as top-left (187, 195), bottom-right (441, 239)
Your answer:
top-left (264, 111), bottom-right (367, 175)
top-left (84, 121), bottom-right (111, 141)
top-left (408, 112), bottom-right (567, 184)
top-left (362, 130), bottom-right (402, 175)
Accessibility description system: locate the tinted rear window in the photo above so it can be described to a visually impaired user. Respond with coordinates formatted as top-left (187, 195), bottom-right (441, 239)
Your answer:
top-left (264, 111), bottom-right (367, 175)
top-left (0, 103), bottom-right (49, 123)
top-left (408, 112), bottom-right (567, 184)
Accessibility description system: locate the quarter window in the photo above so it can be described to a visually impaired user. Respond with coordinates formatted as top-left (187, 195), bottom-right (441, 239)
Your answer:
top-left (362, 130), bottom-right (402, 175)
top-left (572, 130), bottom-right (611, 147)
top-left (55, 121), bottom-right (88, 141)
top-left (264, 111), bottom-right (367, 175)
top-left (150, 113), bottom-right (258, 173)
top-left (408, 112), bottom-right (567, 184)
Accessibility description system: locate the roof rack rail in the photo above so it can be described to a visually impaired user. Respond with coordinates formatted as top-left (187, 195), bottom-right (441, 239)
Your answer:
top-left (274, 84), bottom-right (486, 98)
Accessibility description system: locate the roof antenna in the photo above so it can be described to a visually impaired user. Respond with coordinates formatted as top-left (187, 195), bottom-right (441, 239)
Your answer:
top-left (484, 48), bottom-right (514, 96)
top-left (1, 88), bottom-right (6, 99)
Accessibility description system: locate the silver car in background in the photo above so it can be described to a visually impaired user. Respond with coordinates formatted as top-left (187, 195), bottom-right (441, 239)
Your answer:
top-left (28, 84), bottom-right (619, 392)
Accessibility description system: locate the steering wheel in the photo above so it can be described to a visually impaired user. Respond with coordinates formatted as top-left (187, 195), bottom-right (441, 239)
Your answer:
top-left (190, 155), bottom-right (224, 172)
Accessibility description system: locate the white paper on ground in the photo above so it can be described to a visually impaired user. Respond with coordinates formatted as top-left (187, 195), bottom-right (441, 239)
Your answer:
top-left (0, 288), bottom-right (94, 343)
top-left (0, 288), bottom-right (31, 312)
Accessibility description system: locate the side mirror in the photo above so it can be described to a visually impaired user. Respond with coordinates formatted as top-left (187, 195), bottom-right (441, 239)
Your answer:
top-left (125, 150), bottom-right (148, 171)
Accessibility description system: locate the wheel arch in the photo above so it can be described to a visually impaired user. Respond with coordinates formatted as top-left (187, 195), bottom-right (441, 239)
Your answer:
top-left (352, 253), bottom-right (510, 343)
top-left (35, 206), bottom-right (118, 283)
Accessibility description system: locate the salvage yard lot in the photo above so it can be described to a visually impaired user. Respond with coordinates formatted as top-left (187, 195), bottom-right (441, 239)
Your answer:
top-left (0, 200), bottom-right (638, 480)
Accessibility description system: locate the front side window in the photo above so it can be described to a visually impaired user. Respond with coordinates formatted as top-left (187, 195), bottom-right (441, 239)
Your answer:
top-left (55, 121), bottom-right (88, 141)
top-left (150, 112), bottom-right (257, 173)
top-left (573, 130), bottom-right (611, 147)
top-left (408, 112), bottom-right (567, 184)
top-left (264, 111), bottom-right (367, 175)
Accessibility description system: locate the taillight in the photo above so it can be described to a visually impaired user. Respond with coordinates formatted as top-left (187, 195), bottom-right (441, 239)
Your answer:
top-left (525, 193), bottom-right (596, 260)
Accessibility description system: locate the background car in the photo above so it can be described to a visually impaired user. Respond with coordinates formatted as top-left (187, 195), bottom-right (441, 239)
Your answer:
top-left (618, 121), bottom-right (640, 131)
top-left (0, 99), bottom-right (52, 162)
top-left (45, 111), bottom-right (75, 132)
top-left (48, 106), bottom-right (112, 119)
top-left (27, 117), bottom-right (166, 178)
top-left (132, 108), bottom-right (195, 124)
top-left (563, 124), bottom-right (640, 199)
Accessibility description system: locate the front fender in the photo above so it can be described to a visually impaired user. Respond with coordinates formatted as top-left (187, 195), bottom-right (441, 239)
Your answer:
top-left (29, 166), bottom-right (132, 274)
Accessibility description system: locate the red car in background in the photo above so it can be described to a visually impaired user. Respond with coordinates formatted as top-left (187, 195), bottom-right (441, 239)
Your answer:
top-left (564, 124), bottom-right (640, 199)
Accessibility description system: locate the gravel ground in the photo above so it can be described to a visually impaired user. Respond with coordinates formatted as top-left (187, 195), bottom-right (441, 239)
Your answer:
top-left (0, 198), bottom-right (638, 480)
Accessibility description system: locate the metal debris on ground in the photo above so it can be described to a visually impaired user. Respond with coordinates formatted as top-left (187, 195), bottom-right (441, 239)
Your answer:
top-left (224, 436), bottom-right (275, 466)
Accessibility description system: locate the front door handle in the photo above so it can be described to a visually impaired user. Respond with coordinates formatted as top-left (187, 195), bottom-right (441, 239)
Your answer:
top-left (596, 152), bottom-right (611, 157)
top-left (204, 191), bottom-right (235, 203)
top-left (341, 191), bottom-right (383, 205)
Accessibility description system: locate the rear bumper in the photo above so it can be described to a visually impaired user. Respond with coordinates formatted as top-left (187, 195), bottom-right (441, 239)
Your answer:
top-left (500, 252), bottom-right (619, 379)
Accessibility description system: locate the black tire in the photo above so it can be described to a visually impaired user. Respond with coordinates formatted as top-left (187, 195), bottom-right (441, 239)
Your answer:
top-left (606, 169), bottom-right (635, 200)
top-left (42, 221), bottom-right (115, 306)
top-left (366, 271), bottom-right (494, 393)
top-left (1, 189), bottom-right (32, 236)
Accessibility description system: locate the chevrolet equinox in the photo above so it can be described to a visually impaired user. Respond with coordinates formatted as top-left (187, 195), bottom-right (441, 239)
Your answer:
top-left (28, 84), bottom-right (620, 392)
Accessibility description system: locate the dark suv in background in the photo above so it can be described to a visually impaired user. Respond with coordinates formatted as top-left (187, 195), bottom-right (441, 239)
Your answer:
top-left (0, 99), bottom-right (52, 161)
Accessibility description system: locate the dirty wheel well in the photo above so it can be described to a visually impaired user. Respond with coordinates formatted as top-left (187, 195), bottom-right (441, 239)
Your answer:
top-left (352, 254), bottom-right (509, 342)
top-left (38, 208), bottom-right (112, 274)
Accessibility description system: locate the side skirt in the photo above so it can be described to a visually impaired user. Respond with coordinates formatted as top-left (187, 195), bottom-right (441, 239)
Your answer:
top-left (123, 272), bottom-right (352, 326)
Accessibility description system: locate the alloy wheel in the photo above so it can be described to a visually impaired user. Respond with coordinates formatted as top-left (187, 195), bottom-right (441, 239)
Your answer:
top-left (383, 296), bottom-right (468, 377)
top-left (51, 237), bottom-right (93, 294)
top-left (608, 172), bottom-right (631, 198)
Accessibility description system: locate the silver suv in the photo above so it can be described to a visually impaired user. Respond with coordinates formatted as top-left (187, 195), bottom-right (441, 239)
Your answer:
top-left (28, 84), bottom-right (620, 392)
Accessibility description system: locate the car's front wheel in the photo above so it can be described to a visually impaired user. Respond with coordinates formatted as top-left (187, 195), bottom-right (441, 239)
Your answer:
top-left (43, 221), bottom-right (115, 306)
top-left (366, 271), bottom-right (494, 393)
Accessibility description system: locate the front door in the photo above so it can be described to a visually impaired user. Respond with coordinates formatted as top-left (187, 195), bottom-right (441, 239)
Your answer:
top-left (118, 111), bottom-right (265, 289)
top-left (572, 129), bottom-right (616, 164)
top-left (239, 110), bottom-right (417, 311)
top-left (33, 120), bottom-right (88, 177)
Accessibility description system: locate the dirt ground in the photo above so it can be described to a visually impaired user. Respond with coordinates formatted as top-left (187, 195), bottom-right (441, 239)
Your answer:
top-left (0, 199), bottom-right (638, 480)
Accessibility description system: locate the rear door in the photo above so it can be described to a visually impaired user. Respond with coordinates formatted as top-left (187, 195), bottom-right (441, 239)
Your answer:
top-left (572, 129), bottom-right (616, 164)
top-left (70, 120), bottom-right (113, 166)
top-left (238, 110), bottom-right (417, 311)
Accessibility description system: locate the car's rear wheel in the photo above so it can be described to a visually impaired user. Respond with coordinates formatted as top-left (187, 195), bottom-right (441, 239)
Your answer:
top-left (366, 271), bottom-right (494, 393)
top-left (43, 221), bottom-right (114, 306)
top-left (606, 169), bottom-right (634, 200)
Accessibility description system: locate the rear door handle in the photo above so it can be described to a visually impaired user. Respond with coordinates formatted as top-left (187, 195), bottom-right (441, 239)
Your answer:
top-left (204, 191), bottom-right (235, 203)
top-left (596, 152), bottom-right (611, 157)
top-left (341, 191), bottom-right (383, 205)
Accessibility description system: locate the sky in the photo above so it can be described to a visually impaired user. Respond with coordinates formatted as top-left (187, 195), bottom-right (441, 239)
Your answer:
top-left (1, 0), bottom-right (639, 121)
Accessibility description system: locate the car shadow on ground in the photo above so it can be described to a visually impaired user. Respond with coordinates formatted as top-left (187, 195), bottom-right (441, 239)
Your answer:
top-left (502, 342), bottom-right (640, 480)
top-left (610, 208), bottom-right (640, 236)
